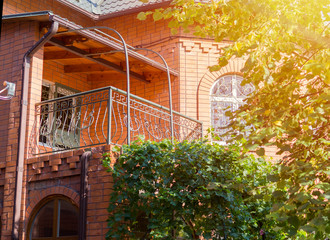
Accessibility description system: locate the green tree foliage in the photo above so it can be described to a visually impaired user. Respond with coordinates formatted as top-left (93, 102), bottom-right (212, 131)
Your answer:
top-left (138, 0), bottom-right (330, 238)
top-left (103, 139), bottom-right (283, 239)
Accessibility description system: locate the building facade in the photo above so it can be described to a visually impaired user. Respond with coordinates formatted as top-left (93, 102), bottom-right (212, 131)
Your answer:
top-left (0, 0), bottom-right (279, 239)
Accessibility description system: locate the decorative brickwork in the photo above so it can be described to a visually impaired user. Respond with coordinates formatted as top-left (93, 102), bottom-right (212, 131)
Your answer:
top-left (23, 145), bottom-right (118, 239)
top-left (27, 149), bottom-right (84, 181)
top-left (25, 186), bottom-right (80, 222)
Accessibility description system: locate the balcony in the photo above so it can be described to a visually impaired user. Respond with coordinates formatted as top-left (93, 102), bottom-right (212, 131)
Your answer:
top-left (29, 86), bottom-right (203, 156)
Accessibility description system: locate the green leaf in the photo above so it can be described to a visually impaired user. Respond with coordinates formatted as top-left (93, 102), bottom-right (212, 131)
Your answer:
top-left (209, 65), bottom-right (221, 72)
top-left (272, 190), bottom-right (285, 198)
top-left (295, 192), bottom-right (310, 202)
top-left (256, 148), bottom-right (265, 156)
top-left (137, 12), bottom-right (147, 20)
top-left (171, 28), bottom-right (178, 35)
top-left (300, 225), bottom-right (317, 233)
top-left (153, 11), bottom-right (163, 21)
top-left (267, 174), bottom-right (280, 182)
top-left (288, 215), bottom-right (300, 229)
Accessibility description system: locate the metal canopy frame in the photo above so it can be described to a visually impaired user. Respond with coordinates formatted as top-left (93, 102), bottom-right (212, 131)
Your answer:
top-left (133, 47), bottom-right (174, 143)
top-left (48, 37), bottom-right (149, 83)
top-left (50, 26), bottom-right (175, 144)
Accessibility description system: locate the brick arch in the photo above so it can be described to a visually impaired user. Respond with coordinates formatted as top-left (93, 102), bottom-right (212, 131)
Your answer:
top-left (25, 186), bottom-right (79, 223)
top-left (197, 58), bottom-right (245, 132)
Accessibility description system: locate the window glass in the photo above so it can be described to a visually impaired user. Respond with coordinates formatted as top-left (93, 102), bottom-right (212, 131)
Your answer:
top-left (31, 200), bottom-right (54, 238)
top-left (210, 75), bottom-right (254, 142)
top-left (59, 199), bottom-right (79, 236)
top-left (28, 197), bottom-right (78, 240)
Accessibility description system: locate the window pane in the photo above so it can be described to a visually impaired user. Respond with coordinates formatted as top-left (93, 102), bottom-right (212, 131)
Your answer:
top-left (31, 200), bottom-right (54, 238)
top-left (39, 85), bottom-right (51, 144)
top-left (211, 77), bottom-right (232, 97)
top-left (53, 85), bottom-right (80, 149)
top-left (210, 75), bottom-right (254, 142)
top-left (211, 101), bottom-right (235, 140)
top-left (58, 200), bottom-right (79, 236)
top-left (236, 77), bottom-right (254, 97)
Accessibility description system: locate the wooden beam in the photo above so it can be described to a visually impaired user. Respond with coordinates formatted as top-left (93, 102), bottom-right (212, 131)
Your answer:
top-left (44, 48), bottom-right (119, 61)
top-left (44, 51), bottom-right (81, 60)
top-left (64, 64), bottom-right (115, 73)
top-left (48, 37), bottom-right (150, 83)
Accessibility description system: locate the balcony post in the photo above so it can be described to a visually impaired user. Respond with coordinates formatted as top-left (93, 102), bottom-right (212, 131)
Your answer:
top-left (107, 88), bottom-right (112, 145)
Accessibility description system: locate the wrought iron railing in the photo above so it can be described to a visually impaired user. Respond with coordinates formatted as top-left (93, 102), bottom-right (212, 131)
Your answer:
top-left (29, 86), bottom-right (203, 155)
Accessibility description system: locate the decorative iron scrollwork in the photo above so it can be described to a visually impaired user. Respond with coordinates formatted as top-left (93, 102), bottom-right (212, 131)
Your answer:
top-left (29, 87), bottom-right (203, 156)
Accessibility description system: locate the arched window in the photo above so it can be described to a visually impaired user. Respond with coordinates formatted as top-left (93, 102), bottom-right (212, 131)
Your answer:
top-left (27, 196), bottom-right (79, 240)
top-left (210, 75), bottom-right (254, 142)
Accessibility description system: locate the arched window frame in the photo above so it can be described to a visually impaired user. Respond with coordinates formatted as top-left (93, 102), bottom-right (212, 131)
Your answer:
top-left (27, 195), bottom-right (79, 240)
top-left (210, 74), bottom-right (254, 144)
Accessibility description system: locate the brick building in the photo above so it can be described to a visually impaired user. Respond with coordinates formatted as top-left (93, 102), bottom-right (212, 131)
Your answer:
top-left (0, 0), bottom-right (278, 239)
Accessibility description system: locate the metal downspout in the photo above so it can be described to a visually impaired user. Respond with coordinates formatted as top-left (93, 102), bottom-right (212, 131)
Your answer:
top-left (79, 152), bottom-right (91, 240)
top-left (12, 20), bottom-right (59, 240)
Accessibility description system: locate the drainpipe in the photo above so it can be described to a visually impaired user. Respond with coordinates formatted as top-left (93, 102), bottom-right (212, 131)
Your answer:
top-left (12, 20), bottom-right (59, 240)
top-left (78, 152), bottom-right (91, 240)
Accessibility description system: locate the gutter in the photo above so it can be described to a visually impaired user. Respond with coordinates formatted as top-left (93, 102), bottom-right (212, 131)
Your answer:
top-left (2, 11), bottom-right (53, 21)
top-left (12, 17), bottom-right (59, 240)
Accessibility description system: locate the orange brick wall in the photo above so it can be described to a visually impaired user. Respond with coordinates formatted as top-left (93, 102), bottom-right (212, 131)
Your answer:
top-left (0, 16), bottom-right (94, 239)
top-left (43, 61), bottom-right (92, 93)
top-left (0, 11), bottom-right (181, 238)
top-left (86, 145), bottom-right (116, 239)
top-left (0, 20), bottom-right (42, 240)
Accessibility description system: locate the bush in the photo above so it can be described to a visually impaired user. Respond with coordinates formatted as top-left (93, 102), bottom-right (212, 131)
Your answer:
top-left (103, 139), bottom-right (284, 239)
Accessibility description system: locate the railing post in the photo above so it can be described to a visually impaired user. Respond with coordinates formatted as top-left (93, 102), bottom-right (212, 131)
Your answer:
top-left (32, 105), bottom-right (40, 156)
top-left (107, 88), bottom-right (112, 145)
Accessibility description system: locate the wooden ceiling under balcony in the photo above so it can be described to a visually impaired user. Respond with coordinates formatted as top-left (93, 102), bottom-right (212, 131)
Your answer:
top-left (43, 26), bottom-right (172, 83)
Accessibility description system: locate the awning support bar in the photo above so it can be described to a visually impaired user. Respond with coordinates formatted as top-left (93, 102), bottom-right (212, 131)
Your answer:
top-left (133, 48), bottom-right (174, 143)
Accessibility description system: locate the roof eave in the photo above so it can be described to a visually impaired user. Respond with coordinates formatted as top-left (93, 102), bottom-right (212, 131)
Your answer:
top-left (98, 1), bottom-right (171, 20)
top-left (2, 11), bottom-right (179, 77)
top-left (52, 15), bottom-right (178, 76)
top-left (56, 0), bottom-right (99, 20)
